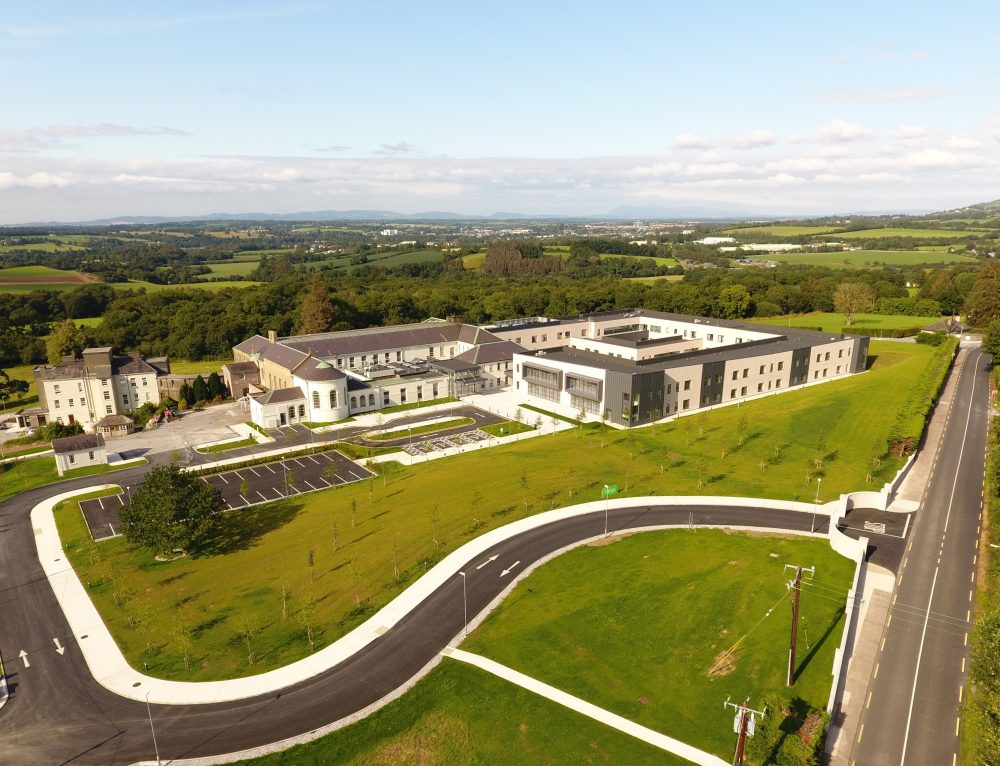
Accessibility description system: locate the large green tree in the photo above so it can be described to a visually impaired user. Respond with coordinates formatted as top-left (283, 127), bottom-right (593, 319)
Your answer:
top-left (716, 284), bottom-right (752, 319)
top-left (832, 282), bottom-right (875, 326)
top-left (46, 319), bottom-right (88, 364)
top-left (298, 274), bottom-right (335, 335)
top-left (121, 465), bottom-right (223, 556)
top-left (983, 318), bottom-right (1000, 359)
top-left (965, 262), bottom-right (1000, 327)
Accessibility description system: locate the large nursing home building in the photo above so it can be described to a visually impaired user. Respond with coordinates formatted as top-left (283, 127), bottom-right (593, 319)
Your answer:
top-left (231, 320), bottom-right (521, 428)
top-left (488, 310), bottom-right (868, 427)
top-left (232, 310), bottom-right (867, 430)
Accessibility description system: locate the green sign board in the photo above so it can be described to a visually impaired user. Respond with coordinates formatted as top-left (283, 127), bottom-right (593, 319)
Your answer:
top-left (601, 484), bottom-right (620, 498)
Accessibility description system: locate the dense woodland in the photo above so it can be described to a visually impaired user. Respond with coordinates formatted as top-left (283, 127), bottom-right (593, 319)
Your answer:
top-left (1, 235), bottom-right (996, 366)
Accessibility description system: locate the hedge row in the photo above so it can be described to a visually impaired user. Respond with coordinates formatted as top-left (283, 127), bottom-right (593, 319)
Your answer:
top-left (842, 325), bottom-right (922, 338)
top-left (884, 337), bottom-right (958, 455)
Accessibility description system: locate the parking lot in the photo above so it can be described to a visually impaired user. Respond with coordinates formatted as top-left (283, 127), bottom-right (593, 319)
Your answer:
top-left (400, 428), bottom-right (492, 456)
top-left (79, 449), bottom-right (374, 542)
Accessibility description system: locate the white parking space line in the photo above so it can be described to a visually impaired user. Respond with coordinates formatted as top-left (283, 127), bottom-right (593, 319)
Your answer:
top-left (256, 491), bottom-right (268, 502)
top-left (319, 477), bottom-right (332, 487)
top-left (321, 453), bottom-right (336, 462)
top-left (239, 494), bottom-right (250, 505)
top-left (304, 480), bottom-right (317, 491)
top-left (218, 474), bottom-right (228, 484)
top-left (97, 498), bottom-right (105, 510)
top-left (248, 467), bottom-right (261, 477)
top-left (272, 488), bottom-right (283, 498)
top-left (117, 495), bottom-right (125, 506)
top-left (334, 474), bottom-right (345, 483)
top-left (306, 456), bottom-right (320, 465)
top-left (347, 471), bottom-right (363, 480)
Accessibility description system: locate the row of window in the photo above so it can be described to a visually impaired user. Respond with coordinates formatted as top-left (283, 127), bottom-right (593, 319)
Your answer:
top-left (731, 361), bottom-right (784, 381)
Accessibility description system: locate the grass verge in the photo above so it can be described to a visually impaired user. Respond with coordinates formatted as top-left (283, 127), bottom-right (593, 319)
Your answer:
top-left (367, 418), bottom-right (473, 441)
top-left (466, 530), bottom-right (852, 761)
top-left (238, 660), bottom-right (686, 765)
top-left (481, 420), bottom-right (534, 437)
top-left (196, 437), bottom-right (258, 454)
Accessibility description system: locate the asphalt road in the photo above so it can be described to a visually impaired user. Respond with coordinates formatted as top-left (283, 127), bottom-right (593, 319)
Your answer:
top-left (848, 347), bottom-right (991, 766)
top-left (2, 484), bottom-right (871, 765)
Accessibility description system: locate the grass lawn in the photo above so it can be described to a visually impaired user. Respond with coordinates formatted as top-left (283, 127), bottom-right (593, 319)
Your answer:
top-left (0, 264), bottom-right (97, 292)
top-left (51, 340), bottom-right (945, 682)
top-left (196, 437), bottom-right (257, 454)
top-left (1, 445), bottom-right (50, 459)
top-left (748, 249), bottom-right (977, 268)
top-left (465, 530), bottom-right (854, 760)
top-left (167, 359), bottom-right (227, 375)
top-left (836, 227), bottom-right (994, 240)
top-left (461, 252), bottom-right (486, 270)
top-left (752, 312), bottom-right (940, 333)
top-left (240, 660), bottom-right (685, 765)
top-left (0, 242), bottom-right (86, 253)
top-left (481, 420), bottom-right (534, 437)
top-left (0, 455), bottom-right (143, 502)
top-left (625, 275), bottom-right (684, 283)
top-left (367, 417), bottom-right (473, 441)
top-left (723, 225), bottom-right (843, 237)
top-left (378, 397), bottom-right (457, 415)
top-left (599, 253), bottom-right (680, 267)
top-left (0, 363), bottom-right (39, 407)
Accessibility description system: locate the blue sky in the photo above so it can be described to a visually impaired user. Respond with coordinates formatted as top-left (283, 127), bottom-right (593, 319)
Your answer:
top-left (2, 1), bottom-right (999, 221)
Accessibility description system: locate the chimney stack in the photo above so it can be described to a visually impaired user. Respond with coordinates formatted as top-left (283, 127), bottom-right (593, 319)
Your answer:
top-left (267, 330), bottom-right (278, 343)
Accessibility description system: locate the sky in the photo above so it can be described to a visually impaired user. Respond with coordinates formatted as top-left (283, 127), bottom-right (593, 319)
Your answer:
top-left (2, 1), bottom-right (1000, 222)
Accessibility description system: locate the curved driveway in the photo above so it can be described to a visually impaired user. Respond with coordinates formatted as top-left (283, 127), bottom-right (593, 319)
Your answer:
top-left (2, 473), bottom-right (846, 765)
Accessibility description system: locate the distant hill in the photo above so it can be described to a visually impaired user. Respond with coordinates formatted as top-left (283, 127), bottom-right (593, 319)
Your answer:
top-left (933, 199), bottom-right (1000, 219)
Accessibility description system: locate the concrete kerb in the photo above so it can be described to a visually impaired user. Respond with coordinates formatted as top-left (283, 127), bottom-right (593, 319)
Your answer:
top-left (36, 490), bottom-right (835, 706)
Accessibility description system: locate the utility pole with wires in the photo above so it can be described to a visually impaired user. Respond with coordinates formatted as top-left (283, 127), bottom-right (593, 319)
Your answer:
top-left (785, 563), bottom-right (815, 686)
top-left (724, 696), bottom-right (766, 766)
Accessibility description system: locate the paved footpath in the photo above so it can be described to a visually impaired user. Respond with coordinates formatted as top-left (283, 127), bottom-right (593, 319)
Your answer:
top-left (444, 647), bottom-right (728, 766)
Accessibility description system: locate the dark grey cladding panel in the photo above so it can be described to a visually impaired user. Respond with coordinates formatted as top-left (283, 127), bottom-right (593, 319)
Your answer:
top-left (700, 359), bottom-right (725, 406)
top-left (853, 336), bottom-right (870, 374)
top-left (604, 369), bottom-right (634, 423)
top-left (522, 363), bottom-right (562, 390)
top-left (631, 370), bottom-right (665, 426)
top-left (790, 346), bottom-right (812, 387)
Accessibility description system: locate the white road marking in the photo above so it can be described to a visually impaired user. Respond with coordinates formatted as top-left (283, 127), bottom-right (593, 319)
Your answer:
top-left (256, 491), bottom-right (267, 502)
top-left (249, 467), bottom-right (261, 477)
top-left (218, 474), bottom-right (228, 484)
top-left (53, 638), bottom-right (65, 655)
top-left (272, 488), bottom-right (283, 498)
top-left (18, 649), bottom-right (29, 668)
top-left (500, 561), bottom-right (521, 577)
top-left (477, 555), bottom-right (499, 569)
top-left (239, 494), bottom-right (250, 506)
top-left (304, 480), bottom-right (317, 491)
top-left (899, 349), bottom-right (979, 766)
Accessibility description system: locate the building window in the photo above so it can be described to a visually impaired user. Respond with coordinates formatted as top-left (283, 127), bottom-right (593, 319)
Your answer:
top-left (54, 384), bottom-right (60, 394)
top-left (741, 387), bottom-right (747, 396)
top-left (682, 399), bottom-right (690, 410)
top-left (775, 380), bottom-right (781, 388)
top-left (54, 400), bottom-right (60, 409)
top-left (102, 379), bottom-right (108, 386)
top-left (432, 383), bottom-right (439, 397)
top-left (816, 354), bottom-right (822, 363)
top-left (361, 355), bottom-right (367, 365)
top-left (69, 398), bottom-right (74, 407)
top-left (396, 351), bottom-right (402, 361)
top-left (349, 357), bottom-right (355, 367)
top-left (104, 391), bottom-right (110, 400)
top-left (708, 334), bottom-right (714, 342)
top-left (730, 389), bottom-right (736, 398)
top-left (428, 346), bottom-right (435, 358)
top-left (122, 395), bottom-right (129, 405)
top-left (825, 352), bottom-right (830, 361)
top-left (758, 383), bottom-right (763, 392)
top-left (336, 358), bottom-right (343, 367)
top-left (683, 380), bottom-right (691, 391)
top-left (400, 389), bottom-right (407, 403)
top-left (732, 371), bottom-right (738, 381)
top-left (313, 391), bottom-right (320, 409)
top-left (759, 365), bottom-right (766, 374)
top-left (742, 368), bottom-right (749, 378)
top-left (88, 451), bottom-right (94, 460)
top-left (383, 390), bottom-right (390, 406)
top-left (142, 378), bottom-right (147, 386)
top-left (106, 405), bottom-right (112, 414)
top-left (299, 404), bottom-right (306, 417)
top-left (350, 396), bottom-right (357, 408)
top-left (777, 361), bottom-right (784, 371)
top-left (838, 349), bottom-right (844, 358)
top-left (288, 406), bottom-right (296, 421)
top-left (330, 390), bottom-right (338, 408)
top-left (527, 383), bottom-right (560, 403)
top-left (417, 385), bottom-right (423, 400)
top-left (715, 374), bottom-right (722, 385)
top-left (666, 384), bottom-right (672, 395)
top-left (80, 397), bottom-right (86, 407)
top-left (69, 454), bottom-right (75, 464)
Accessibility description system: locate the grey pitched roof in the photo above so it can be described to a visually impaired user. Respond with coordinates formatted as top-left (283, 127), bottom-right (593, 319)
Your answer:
top-left (280, 321), bottom-right (498, 358)
top-left (453, 340), bottom-right (524, 365)
top-left (96, 414), bottom-right (134, 427)
top-left (113, 356), bottom-right (158, 375)
top-left (223, 361), bottom-right (260, 374)
top-left (255, 386), bottom-right (305, 405)
top-left (52, 433), bottom-right (106, 453)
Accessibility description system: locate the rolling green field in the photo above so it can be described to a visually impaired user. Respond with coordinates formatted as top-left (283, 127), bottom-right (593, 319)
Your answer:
top-left (624, 275), bottom-right (684, 284)
top-left (241, 660), bottom-right (684, 765)
top-left (199, 260), bottom-right (260, 278)
top-left (836, 227), bottom-right (994, 240)
top-left (51, 340), bottom-right (946, 682)
top-left (723, 225), bottom-right (843, 237)
top-left (467, 530), bottom-right (853, 760)
top-left (0, 241), bottom-right (86, 253)
top-left (463, 248), bottom-right (679, 270)
top-left (752, 311), bottom-right (940, 333)
top-left (748, 249), bottom-right (977, 268)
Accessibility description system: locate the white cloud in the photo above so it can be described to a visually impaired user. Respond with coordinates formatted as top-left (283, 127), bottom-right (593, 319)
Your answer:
top-left (911, 50), bottom-right (929, 60)
top-left (821, 85), bottom-right (946, 102)
top-left (818, 120), bottom-right (873, 143)
top-left (374, 141), bottom-right (422, 155)
top-left (0, 122), bottom-right (188, 153)
top-left (892, 125), bottom-right (927, 140)
top-left (943, 135), bottom-right (985, 150)
top-left (0, 171), bottom-right (71, 189)
top-left (733, 130), bottom-right (776, 149)
top-left (674, 133), bottom-right (715, 150)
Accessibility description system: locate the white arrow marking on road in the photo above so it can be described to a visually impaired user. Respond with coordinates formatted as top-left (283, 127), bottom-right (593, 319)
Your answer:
top-left (53, 638), bottom-right (65, 655)
top-left (476, 555), bottom-right (499, 570)
top-left (500, 561), bottom-right (521, 577)
top-left (18, 650), bottom-right (29, 668)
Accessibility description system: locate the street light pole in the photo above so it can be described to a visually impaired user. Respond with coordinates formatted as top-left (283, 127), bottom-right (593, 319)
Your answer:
top-left (603, 485), bottom-right (610, 537)
top-left (146, 691), bottom-right (161, 766)
top-left (459, 571), bottom-right (467, 636)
